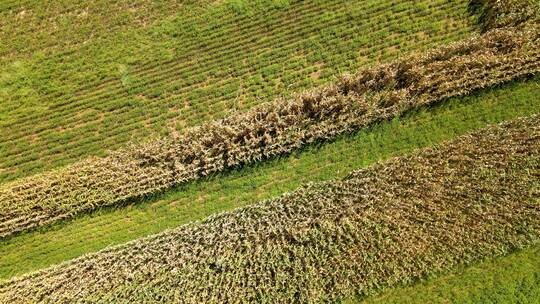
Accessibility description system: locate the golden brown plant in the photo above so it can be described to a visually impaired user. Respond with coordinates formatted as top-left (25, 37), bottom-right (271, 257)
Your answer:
top-left (1, 114), bottom-right (538, 303)
top-left (0, 24), bottom-right (538, 238)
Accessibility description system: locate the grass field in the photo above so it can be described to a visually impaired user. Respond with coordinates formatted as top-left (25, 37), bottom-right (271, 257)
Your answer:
top-left (0, 0), bottom-right (476, 183)
top-left (1, 0), bottom-right (539, 302)
top-left (1, 76), bottom-right (538, 280)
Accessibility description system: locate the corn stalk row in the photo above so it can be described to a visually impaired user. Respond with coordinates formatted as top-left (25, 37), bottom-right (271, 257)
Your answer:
top-left (469, 0), bottom-right (538, 31)
top-left (1, 114), bottom-right (539, 303)
top-left (0, 22), bottom-right (539, 238)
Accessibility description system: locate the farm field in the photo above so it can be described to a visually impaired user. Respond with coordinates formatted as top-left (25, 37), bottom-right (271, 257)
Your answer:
top-left (1, 76), bottom-right (539, 281)
top-left (0, 0), bottom-right (539, 302)
top-left (0, 0), bottom-right (476, 183)
top-left (2, 113), bottom-right (539, 302)
top-left (351, 243), bottom-right (540, 303)
top-left (2, 24), bottom-right (537, 237)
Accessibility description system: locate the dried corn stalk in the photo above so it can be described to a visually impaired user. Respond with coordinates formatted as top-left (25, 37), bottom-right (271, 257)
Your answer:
top-left (0, 24), bottom-right (539, 238)
top-left (470, 0), bottom-right (538, 31)
top-left (1, 114), bottom-right (538, 303)
top-left (0, 0), bottom-right (538, 238)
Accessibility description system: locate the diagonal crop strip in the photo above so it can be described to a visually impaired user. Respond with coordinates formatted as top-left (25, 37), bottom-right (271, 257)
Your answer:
top-left (1, 114), bottom-right (538, 303)
top-left (469, 0), bottom-right (538, 31)
top-left (0, 23), bottom-right (539, 238)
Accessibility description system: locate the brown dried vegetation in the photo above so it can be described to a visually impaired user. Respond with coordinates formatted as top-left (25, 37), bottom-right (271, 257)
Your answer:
top-left (1, 115), bottom-right (538, 303)
top-left (0, 24), bottom-right (538, 238)
top-left (470, 0), bottom-right (538, 31)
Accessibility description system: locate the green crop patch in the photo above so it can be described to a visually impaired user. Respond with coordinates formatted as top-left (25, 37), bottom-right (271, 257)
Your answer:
top-left (0, 0), bottom-right (477, 183)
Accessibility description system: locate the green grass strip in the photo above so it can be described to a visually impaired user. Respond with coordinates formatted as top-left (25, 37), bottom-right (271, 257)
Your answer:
top-left (350, 242), bottom-right (540, 304)
top-left (1, 76), bottom-right (539, 280)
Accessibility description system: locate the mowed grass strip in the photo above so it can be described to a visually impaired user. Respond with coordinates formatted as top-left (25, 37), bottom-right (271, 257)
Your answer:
top-left (351, 243), bottom-right (540, 304)
top-left (0, 0), bottom-right (477, 182)
top-left (1, 114), bottom-right (539, 302)
top-left (0, 76), bottom-right (538, 280)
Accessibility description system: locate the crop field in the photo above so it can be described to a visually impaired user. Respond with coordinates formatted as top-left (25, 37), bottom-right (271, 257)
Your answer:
top-left (2, 114), bottom-right (540, 302)
top-left (0, 0), bottom-right (539, 303)
top-left (0, 0), bottom-right (477, 182)
top-left (2, 25), bottom-right (537, 238)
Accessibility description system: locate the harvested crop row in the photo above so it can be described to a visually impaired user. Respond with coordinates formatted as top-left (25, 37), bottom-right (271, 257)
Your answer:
top-left (1, 24), bottom-right (539, 238)
top-left (1, 114), bottom-right (538, 303)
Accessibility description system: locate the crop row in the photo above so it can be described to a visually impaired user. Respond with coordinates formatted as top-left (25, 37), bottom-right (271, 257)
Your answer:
top-left (2, 76), bottom-right (538, 281)
top-left (470, 0), bottom-right (538, 31)
top-left (1, 114), bottom-right (538, 303)
top-left (0, 24), bottom-right (538, 238)
top-left (1, 3), bottom-right (464, 134)
top-left (0, 0), bottom-right (459, 139)
top-left (0, 0), bottom-right (358, 124)
top-left (0, 0), bottom-right (348, 124)
top-left (0, 0), bottom-right (475, 182)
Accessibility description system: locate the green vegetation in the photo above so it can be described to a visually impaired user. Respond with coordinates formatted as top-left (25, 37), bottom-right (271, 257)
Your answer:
top-left (2, 113), bottom-right (538, 302)
top-left (1, 76), bottom-right (538, 280)
top-left (4, 25), bottom-right (536, 238)
top-left (1, 0), bottom-right (539, 301)
top-left (0, 0), bottom-right (476, 183)
top-left (353, 243), bottom-right (540, 303)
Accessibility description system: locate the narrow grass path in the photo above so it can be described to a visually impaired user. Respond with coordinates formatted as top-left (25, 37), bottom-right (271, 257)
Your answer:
top-left (1, 76), bottom-right (539, 280)
top-left (351, 243), bottom-right (540, 303)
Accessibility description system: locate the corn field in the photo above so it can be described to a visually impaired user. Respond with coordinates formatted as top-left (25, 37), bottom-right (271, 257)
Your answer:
top-left (470, 0), bottom-right (538, 31)
top-left (0, 0), bottom-right (539, 302)
top-left (1, 22), bottom-right (539, 238)
top-left (1, 114), bottom-right (538, 303)
top-left (0, 0), bottom-right (476, 183)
